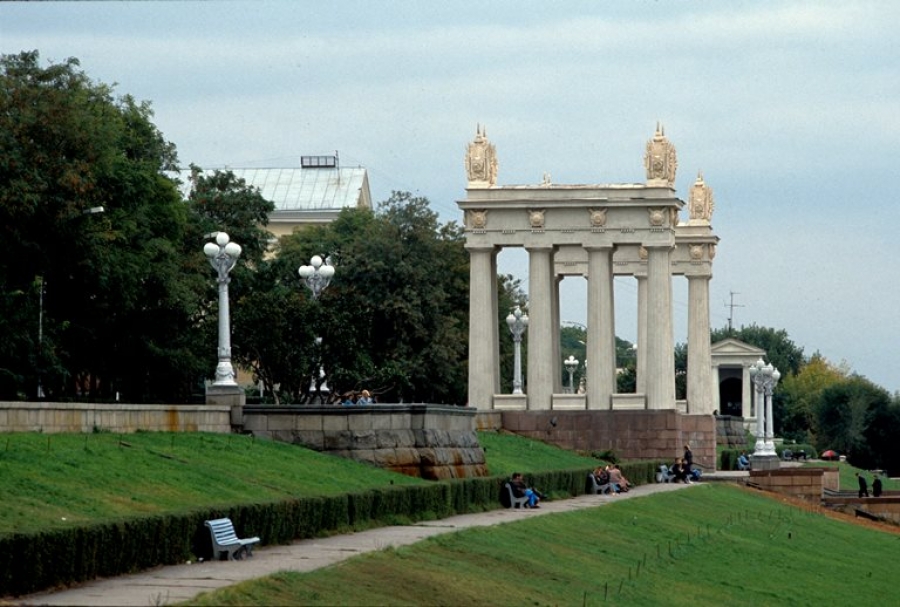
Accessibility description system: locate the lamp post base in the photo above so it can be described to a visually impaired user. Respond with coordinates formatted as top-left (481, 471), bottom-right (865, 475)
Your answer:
top-left (750, 454), bottom-right (780, 471)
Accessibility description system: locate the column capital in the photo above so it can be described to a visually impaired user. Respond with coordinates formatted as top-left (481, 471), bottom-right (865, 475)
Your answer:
top-left (524, 244), bottom-right (555, 252)
top-left (583, 244), bottom-right (616, 253)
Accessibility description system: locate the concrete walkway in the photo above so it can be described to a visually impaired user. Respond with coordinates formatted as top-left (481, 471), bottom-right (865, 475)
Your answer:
top-left (12, 479), bottom-right (715, 606)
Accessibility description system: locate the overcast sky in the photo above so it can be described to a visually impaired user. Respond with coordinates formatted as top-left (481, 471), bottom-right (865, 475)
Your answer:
top-left (4, 1), bottom-right (899, 392)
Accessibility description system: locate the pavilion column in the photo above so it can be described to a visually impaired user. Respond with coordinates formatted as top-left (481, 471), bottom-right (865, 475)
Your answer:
top-left (711, 362), bottom-right (721, 413)
top-left (686, 274), bottom-right (713, 414)
top-left (645, 245), bottom-right (675, 409)
top-left (552, 276), bottom-right (563, 394)
top-left (742, 364), bottom-right (754, 418)
top-left (585, 246), bottom-right (616, 409)
top-left (635, 273), bottom-right (648, 395)
top-left (467, 246), bottom-right (498, 410)
top-left (526, 246), bottom-right (555, 410)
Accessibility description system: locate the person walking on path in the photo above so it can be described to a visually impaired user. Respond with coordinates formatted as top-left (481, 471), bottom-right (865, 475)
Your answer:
top-left (857, 472), bottom-right (869, 498)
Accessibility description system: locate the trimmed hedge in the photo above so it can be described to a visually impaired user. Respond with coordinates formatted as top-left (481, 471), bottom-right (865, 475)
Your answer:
top-left (0, 463), bottom-right (660, 597)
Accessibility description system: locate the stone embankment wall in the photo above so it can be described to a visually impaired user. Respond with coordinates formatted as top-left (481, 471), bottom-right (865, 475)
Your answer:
top-left (0, 401), bottom-right (231, 433)
top-left (748, 467), bottom-right (839, 501)
top-left (242, 403), bottom-right (488, 480)
top-left (716, 415), bottom-right (747, 448)
top-left (499, 409), bottom-right (716, 469)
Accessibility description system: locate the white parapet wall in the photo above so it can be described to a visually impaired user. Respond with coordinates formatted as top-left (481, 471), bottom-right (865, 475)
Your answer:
top-left (0, 401), bottom-right (232, 434)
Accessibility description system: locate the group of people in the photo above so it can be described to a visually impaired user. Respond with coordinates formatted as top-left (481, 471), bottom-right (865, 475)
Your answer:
top-left (592, 464), bottom-right (633, 494)
top-left (666, 444), bottom-right (697, 484)
top-left (857, 472), bottom-right (884, 498)
top-left (340, 389), bottom-right (374, 406)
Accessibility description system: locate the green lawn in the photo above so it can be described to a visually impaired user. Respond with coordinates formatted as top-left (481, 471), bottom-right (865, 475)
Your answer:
top-left (185, 483), bottom-right (900, 606)
top-left (0, 429), bottom-right (597, 536)
top-left (0, 431), bottom-right (424, 534)
top-left (478, 430), bottom-right (602, 477)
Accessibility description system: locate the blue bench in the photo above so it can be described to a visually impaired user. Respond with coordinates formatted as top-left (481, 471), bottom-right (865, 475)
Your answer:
top-left (205, 517), bottom-right (260, 561)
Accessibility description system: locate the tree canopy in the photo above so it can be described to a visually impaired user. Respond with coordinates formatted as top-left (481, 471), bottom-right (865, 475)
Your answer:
top-left (0, 51), bottom-right (207, 402)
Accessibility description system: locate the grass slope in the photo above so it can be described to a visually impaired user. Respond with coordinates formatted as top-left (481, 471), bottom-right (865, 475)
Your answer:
top-left (186, 483), bottom-right (900, 606)
top-left (0, 432), bottom-right (423, 534)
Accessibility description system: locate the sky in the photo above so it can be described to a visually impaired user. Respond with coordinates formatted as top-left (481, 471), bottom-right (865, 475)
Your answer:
top-left (3, 1), bottom-right (899, 392)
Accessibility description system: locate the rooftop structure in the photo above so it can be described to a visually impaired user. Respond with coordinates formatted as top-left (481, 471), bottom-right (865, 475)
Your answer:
top-left (176, 154), bottom-right (372, 238)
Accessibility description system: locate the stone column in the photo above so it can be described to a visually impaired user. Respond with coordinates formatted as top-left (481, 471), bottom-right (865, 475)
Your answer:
top-left (686, 275), bottom-right (713, 414)
top-left (586, 246), bottom-right (615, 409)
top-left (552, 276), bottom-right (562, 394)
top-left (635, 274), bottom-right (648, 394)
top-left (467, 246), bottom-right (497, 409)
top-left (711, 362), bottom-right (721, 413)
top-left (742, 365), bottom-right (753, 418)
top-left (645, 245), bottom-right (675, 409)
top-left (526, 246), bottom-right (555, 410)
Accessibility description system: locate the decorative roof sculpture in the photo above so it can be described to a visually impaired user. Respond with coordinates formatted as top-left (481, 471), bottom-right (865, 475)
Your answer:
top-left (465, 124), bottom-right (498, 187)
top-left (644, 122), bottom-right (678, 187)
top-left (688, 171), bottom-right (715, 224)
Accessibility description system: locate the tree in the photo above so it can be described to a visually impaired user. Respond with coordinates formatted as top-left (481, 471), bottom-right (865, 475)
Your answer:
top-left (0, 51), bottom-right (207, 402)
top-left (778, 353), bottom-right (848, 443)
top-left (815, 376), bottom-right (889, 465)
top-left (248, 192), bottom-right (471, 405)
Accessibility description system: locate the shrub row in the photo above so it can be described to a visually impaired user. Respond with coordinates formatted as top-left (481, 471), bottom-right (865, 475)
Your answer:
top-left (720, 449), bottom-right (742, 471)
top-left (1, 462), bottom-right (663, 597)
top-left (3, 466), bottom-right (630, 597)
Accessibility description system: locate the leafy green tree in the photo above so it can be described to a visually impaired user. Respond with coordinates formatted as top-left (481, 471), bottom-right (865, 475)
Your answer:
top-left (815, 376), bottom-right (889, 464)
top-left (0, 51), bottom-right (206, 402)
top-left (259, 192), bottom-right (470, 405)
top-left (864, 397), bottom-right (900, 475)
top-left (778, 353), bottom-right (848, 443)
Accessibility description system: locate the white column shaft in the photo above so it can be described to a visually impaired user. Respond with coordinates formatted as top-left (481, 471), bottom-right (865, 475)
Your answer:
top-left (526, 246), bottom-right (555, 410)
top-left (636, 275), bottom-right (648, 394)
top-left (467, 247), bottom-right (497, 409)
top-left (645, 246), bottom-right (675, 409)
top-left (686, 275), bottom-right (713, 414)
top-left (586, 246), bottom-right (615, 410)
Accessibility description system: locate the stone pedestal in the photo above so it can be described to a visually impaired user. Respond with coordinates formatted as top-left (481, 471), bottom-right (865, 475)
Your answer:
top-left (751, 454), bottom-right (780, 471)
top-left (205, 384), bottom-right (246, 429)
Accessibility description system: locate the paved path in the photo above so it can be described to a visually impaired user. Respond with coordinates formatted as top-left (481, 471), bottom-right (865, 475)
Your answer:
top-left (15, 480), bottom-right (713, 606)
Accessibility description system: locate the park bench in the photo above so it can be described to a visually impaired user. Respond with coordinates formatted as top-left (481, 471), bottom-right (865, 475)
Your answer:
top-left (656, 464), bottom-right (674, 483)
top-left (205, 517), bottom-right (260, 561)
top-left (504, 482), bottom-right (530, 509)
top-left (586, 472), bottom-right (612, 494)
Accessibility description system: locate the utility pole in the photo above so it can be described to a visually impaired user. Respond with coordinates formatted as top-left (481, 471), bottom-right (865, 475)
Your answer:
top-left (725, 291), bottom-right (744, 332)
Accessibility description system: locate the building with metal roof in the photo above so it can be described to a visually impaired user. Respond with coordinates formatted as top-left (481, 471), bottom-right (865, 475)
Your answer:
top-left (178, 154), bottom-right (372, 238)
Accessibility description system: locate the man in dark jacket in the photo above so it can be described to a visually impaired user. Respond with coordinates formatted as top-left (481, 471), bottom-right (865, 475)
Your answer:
top-left (857, 472), bottom-right (869, 498)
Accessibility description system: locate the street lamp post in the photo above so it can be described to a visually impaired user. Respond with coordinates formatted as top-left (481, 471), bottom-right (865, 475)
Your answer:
top-left (298, 255), bottom-right (335, 300)
top-left (204, 232), bottom-right (241, 386)
top-left (749, 358), bottom-right (780, 461)
top-left (765, 365), bottom-right (781, 455)
top-left (564, 355), bottom-right (579, 394)
top-left (506, 305), bottom-right (528, 395)
top-left (299, 255), bottom-right (335, 402)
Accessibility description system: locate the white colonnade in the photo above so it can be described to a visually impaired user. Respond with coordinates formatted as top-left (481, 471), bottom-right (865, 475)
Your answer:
top-left (459, 126), bottom-right (719, 413)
